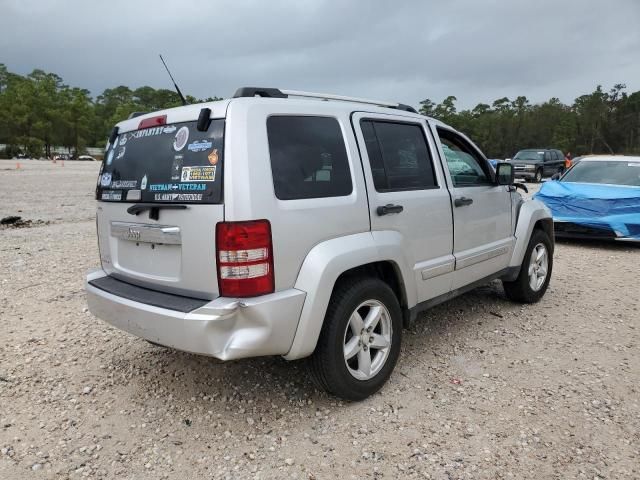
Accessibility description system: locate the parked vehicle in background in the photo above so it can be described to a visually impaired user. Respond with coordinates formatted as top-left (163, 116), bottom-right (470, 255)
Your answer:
top-left (77, 155), bottom-right (97, 161)
top-left (85, 87), bottom-right (554, 400)
top-left (488, 159), bottom-right (501, 170)
top-left (511, 148), bottom-right (565, 182)
top-left (535, 156), bottom-right (640, 242)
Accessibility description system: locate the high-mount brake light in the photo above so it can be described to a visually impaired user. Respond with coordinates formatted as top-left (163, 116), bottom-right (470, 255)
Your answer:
top-left (216, 220), bottom-right (274, 297)
top-left (138, 115), bottom-right (167, 130)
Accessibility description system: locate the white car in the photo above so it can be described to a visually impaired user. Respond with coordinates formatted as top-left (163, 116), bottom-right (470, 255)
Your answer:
top-left (86, 88), bottom-right (553, 400)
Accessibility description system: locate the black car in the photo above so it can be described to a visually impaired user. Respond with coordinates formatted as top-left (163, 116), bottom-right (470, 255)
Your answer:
top-left (511, 149), bottom-right (565, 182)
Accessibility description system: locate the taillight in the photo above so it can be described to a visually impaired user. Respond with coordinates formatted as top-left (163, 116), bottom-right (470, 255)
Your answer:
top-left (138, 115), bottom-right (167, 129)
top-left (216, 220), bottom-right (274, 297)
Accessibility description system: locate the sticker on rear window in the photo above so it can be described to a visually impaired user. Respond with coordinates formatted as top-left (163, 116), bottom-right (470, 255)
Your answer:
top-left (100, 172), bottom-right (112, 187)
top-left (208, 149), bottom-right (219, 165)
top-left (106, 150), bottom-right (114, 165)
top-left (141, 174), bottom-right (148, 190)
top-left (111, 179), bottom-right (136, 189)
top-left (149, 183), bottom-right (206, 191)
top-left (187, 140), bottom-right (213, 152)
top-left (163, 125), bottom-right (177, 134)
top-left (171, 155), bottom-right (183, 180)
top-left (101, 190), bottom-right (121, 201)
top-left (126, 190), bottom-right (141, 201)
top-left (173, 126), bottom-right (189, 151)
top-left (154, 193), bottom-right (203, 201)
top-left (181, 165), bottom-right (216, 182)
top-left (116, 147), bottom-right (126, 160)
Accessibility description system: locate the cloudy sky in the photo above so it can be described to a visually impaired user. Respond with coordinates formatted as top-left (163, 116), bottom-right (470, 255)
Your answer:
top-left (2, 0), bottom-right (639, 109)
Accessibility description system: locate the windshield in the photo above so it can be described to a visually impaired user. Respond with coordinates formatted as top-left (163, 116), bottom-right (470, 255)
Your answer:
top-left (561, 160), bottom-right (640, 187)
top-left (96, 119), bottom-right (224, 204)
top-left (513, 150), bottom-right (544, 161)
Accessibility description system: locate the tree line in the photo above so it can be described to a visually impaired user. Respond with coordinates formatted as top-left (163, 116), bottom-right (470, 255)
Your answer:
top-left (1, 63), bottom-right (639, 159)
top-left (0, 64), bottom-right (218, 158)
top-left (419, 84), bottom-right (640, 158)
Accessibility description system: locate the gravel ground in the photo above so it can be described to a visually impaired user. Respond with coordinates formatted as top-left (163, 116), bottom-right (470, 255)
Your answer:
top-left (1, 159), bottom-right (639, 479)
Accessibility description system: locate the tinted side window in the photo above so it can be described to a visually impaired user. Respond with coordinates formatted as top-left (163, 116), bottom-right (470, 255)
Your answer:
top-left (267, 116), bottom-right (352, 200)
top-left (360, 120), bottom-right (437, 191)
top-left (437, 128), bottom-right (493, 187)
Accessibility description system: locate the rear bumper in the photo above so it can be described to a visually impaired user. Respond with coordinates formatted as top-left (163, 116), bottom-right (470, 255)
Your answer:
top-left (85, 270), bottom-right (306, 360)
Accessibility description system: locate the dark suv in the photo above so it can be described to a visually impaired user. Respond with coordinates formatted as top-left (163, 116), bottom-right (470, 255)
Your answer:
top-left (511, 149), bottom-right (565, 182)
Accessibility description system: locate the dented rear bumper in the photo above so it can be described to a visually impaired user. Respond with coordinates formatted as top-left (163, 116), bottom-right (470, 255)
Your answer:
top-left (85, 270), bottom-right (305, 360)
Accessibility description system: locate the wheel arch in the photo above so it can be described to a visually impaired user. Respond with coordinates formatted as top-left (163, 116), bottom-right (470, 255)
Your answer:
top-left (509, 199), bottom-right (554, 270)
top-left (283, 231), bottom-right (415, 360)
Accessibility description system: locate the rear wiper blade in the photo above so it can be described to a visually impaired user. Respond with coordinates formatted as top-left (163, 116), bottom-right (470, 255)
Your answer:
top-left (126, 203), bottom-right (187, 221)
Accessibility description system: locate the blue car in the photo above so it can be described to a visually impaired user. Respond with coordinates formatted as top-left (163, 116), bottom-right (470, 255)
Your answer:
top-left (534, 156), bottom-right (640, 242)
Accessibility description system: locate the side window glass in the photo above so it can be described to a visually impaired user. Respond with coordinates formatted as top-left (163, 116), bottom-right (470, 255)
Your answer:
top-left (267, 116), bottom-right (352, 200)
top-left (544, 152), bottom-right (552, 162)
top-left (360, 120), bottom-right (437, 191)
top-left (437, 129), bottom-right (492, 187)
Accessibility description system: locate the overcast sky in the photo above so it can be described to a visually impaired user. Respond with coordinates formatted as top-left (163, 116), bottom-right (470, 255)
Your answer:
top-left (2, 0), bottom-right (639, 109)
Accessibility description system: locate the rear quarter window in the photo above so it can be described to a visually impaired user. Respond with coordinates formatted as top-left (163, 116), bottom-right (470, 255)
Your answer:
top-left (266, 116), bottom-right (352, 200)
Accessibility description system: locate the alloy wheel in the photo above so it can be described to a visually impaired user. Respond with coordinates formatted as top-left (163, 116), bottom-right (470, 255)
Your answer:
top-left (343, 300), bottom-right (392, 381)
top-left (528, 243), bottom-right (548, 291)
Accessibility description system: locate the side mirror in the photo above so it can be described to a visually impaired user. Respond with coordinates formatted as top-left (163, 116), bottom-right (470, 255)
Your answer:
top-left (551, 172), bottom-right (561, 181)
top-left (496, 162), bottom-right (514, 185)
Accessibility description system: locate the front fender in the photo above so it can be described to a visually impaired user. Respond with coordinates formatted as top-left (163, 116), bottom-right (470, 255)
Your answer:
top-left (509, 198), bottom-right (553, 269)
top-left (283, 231), bottom-right (415, 360)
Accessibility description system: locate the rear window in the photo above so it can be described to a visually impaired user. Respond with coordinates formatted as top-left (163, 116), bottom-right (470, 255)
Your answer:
top-left (267, 116), bottom-right (352, 200)
top-left (562, 160), bottom-right (640, 186)
top-left (514, 150), bottom-right (544, 161)
top-left (97, 119), bottom-right (224, 204)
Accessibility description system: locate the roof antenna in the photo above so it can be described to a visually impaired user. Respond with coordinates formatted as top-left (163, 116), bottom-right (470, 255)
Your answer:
top-left (159, 54), bottom-right (187, 106)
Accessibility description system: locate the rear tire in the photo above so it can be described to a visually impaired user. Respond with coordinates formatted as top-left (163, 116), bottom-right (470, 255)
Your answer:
top-left (309, 277), bottom-right (402, 401)
top-left (503, 229), bottom-right (553, 303)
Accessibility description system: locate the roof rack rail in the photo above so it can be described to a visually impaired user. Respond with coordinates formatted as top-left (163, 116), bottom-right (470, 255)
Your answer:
top-left (232, 87), bottom-right (417, 113)
top-left (233, 87), bottom-right (287, 98)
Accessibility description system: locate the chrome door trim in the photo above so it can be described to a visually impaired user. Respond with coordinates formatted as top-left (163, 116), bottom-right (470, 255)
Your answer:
top-left (455, 242), bottom-right (511, 270)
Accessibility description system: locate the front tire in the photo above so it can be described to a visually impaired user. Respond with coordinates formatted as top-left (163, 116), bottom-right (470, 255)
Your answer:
top-left (534, 169), bottom-right (543, 183)
top-left (503, 229), bottom-right (553, 303)
top-left (309, 277), bottom-right (402, 401)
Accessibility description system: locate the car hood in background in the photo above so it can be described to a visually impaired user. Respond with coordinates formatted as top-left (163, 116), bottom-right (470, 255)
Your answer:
top-left (534, 181), bottom-right (640, 239)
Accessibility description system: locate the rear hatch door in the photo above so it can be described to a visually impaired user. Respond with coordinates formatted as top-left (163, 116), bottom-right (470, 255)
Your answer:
top-left (95, 106), bottom-right (227, 299)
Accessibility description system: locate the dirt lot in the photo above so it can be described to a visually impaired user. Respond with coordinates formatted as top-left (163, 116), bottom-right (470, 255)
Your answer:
top-left (1, 159), bottom-right (639, 479)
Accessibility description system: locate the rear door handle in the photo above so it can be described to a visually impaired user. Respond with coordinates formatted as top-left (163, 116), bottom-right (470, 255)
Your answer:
top-left (454, 196), bottom-right (473, 207)
top-left (377, 204), bottom-right (404, 216)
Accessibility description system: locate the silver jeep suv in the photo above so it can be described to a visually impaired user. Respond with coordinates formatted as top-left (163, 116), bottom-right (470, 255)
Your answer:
top-left (86, 87), bottom-right (554, 400)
